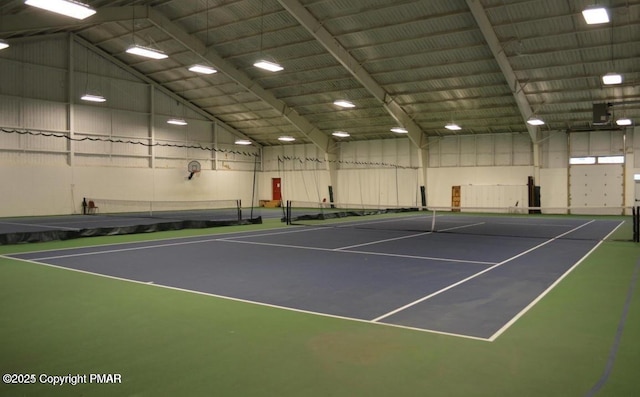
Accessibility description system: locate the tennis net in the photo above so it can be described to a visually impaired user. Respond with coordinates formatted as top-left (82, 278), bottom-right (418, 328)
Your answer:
top-left (85, 198), bottom-right (243, 222)
top-left (285, 201), bottom-right (629, 241)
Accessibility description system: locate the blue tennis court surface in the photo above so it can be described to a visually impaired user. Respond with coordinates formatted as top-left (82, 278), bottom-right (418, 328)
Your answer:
top-left (7, 214), bottom-right (623, 340)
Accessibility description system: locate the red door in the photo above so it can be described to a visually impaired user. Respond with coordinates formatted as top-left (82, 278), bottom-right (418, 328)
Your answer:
top-left (272, 178), bottom-right (282, 201)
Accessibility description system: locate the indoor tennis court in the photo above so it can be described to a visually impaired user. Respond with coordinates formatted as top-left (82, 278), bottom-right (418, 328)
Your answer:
top-left (2, 1), bottom-right (640, 397)
top-left (5, 211), bottom-right (625, 341)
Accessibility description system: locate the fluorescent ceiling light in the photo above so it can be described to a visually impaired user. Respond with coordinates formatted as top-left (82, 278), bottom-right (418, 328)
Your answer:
top-left (445, 123), bottom-right (461, 131)
top-left (0, 40), bottom-right (9, 50)
top-left (527, 116), bottom-right (545, 126)
top-left (188, 64), bottom-right (217, 74)
top-left (235, 139), bottom-right (252, 145)
top-left (390, 127), bottom-right (408, 134)
top-left (81, 94), bottom-right (106, 103)
top-left (333, 100), bottom-right (355, 108)
top-left (616, 118), bottom-right (632, 126)
top-left (167, 118), bottom-right (188, 126)
top-left (278, 136), bottom-right (295, 142)
top-left (25, 0), bottom-right (96, 20)
top-left (253, 60), bottom-right (283, 72)
top-left (126, 44), bottom-right (168, 60)
top-left (332, 131), bottom-right (350, 138)
top-left (582, 6), bottom-right (610, 24)
top-left (602, 72), bottom-right (622, 85)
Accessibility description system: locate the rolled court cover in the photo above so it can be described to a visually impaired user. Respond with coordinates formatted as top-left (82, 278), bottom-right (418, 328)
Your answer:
top-left (285, 201), bottom-right (630, 241)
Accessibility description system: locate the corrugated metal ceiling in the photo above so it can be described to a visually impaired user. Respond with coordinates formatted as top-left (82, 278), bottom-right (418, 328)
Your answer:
top-left (0, 0), bottom-right (638, 147)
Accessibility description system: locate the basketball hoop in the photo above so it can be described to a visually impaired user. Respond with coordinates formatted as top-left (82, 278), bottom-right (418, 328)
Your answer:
top-left (187, 160), bottom-right (201, 180)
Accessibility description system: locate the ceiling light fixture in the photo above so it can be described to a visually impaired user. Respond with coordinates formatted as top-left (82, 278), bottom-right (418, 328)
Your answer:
top-left (167, 118), bottom-right (188, 126)
top-left (126, 44), bottom-right (168, 60)
top-left (25, 0), bottom-right (96, 20)
top-left (278, 136), bottom-right (295, 142)
top-left (333, 100), bottom-right (355, 108)
top-left (445, 123), bottom-right (462, 131)
top-left (616, 118), bottom-right (632, 126)
top-left (81, 49), bottom-right (106, 104)
top-left (332, 131), bottom-right (350, 138)
top-left (235, 139), bottom-right (252, 145)
top-left (527, 116), bottom-right (545, 126)
top-left (602, 72), bottom-right (622, 85)
top-left (582, 6), bottom-right (610, 24)
top-left (253, 60), bottom-right (283, 72)
top-left (254, 0), bottom-right (283, 73)
top-left (0, 40), bottom-right (9, 50)
top-left (80, 94), bottom-right (106, 103)
top-left (390, 127), bottom-right (408, 134)
top-left (188, 64), bottom-right (217, 74)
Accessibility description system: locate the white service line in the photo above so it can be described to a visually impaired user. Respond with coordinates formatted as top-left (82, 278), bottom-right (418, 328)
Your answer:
top-left (334, 221), bottom-right (485, 251)
top-left (370, 220), bottom-right (596, 323)
top-left (217, 238), bottom-right (495, 265)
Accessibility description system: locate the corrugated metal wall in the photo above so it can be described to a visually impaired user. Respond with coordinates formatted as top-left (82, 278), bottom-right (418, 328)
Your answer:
top-left (0, 35), bottom-right (258, 172)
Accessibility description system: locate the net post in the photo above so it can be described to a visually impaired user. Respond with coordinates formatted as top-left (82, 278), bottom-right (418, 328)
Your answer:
top-left (286, 200), bottom-right (291, 225)
top-left (634, 206), bottom-right (639, 243)
top-left (637, 206), bottom-right (640, 242)
top-left (430, 208), bottom-right (437, 232)
top-left (633, 206), bottom-right (636, 242)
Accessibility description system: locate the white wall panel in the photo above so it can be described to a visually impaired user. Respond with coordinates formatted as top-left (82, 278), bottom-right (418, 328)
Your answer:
top-left (569, 131), bottom-right (625, 157)
top-left (494, 134), bottom-right (512, 166)
top-left (460, 136), bottom-right (476, 166)
top-left (541, 131), bottom-right (568, 168)
top-left (74, 154), bottom-right (149, 168)
top-left (0, 152), bottom-right (68, 166)
top-left (16, 38), bottom-right (68, 69)
top-left (111, 111), bottom-right (149, 138)
top-left (513, 134), bottom-right (532, 165)
top-left (439, 137), bottom-right (459, 167)
top-left (0, 129), bottom-right (21, 150)
top-left (22, 101), bottom-right (67, 131)
top-left (23, 64), bottom-right (67, 102)
top-left (0, 60), bottom-right (23, 97)
top-left (75, 106), bottom-right (111, 134)
top-left (108, 80), bottom-right (149, 113)
top-left (539, 168), bottom-right (568, 212)
top-left (476, 135), bottom-right (494, 166)
top-left (338, 139), bottom-right (418, 168)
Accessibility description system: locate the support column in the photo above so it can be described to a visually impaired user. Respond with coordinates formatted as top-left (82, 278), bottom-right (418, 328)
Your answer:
top-left (149, 85), bottom-right (155, 169)
top-left (67, 34), bottom-right (75, 167)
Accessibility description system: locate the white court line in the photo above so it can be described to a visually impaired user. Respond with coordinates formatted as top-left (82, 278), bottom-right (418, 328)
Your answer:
top-left (6, 224), bottom-right (302, 256)
top-left (13, 216), bottom-right (501, 265)
top-left (22, 237), bottom-right (225, 261)
top-left (2, 254), bottom-right (490, 342)
top-left (487, 220), bottom-right (625, 341)
top-left (335, 222), bottom-right (485, 251)
top-left (0, 221), bottom-right (80, 231)
top-left (217, 239), bottom-right (495, 265)
top-left (370, 220), bottom-right (596, 323)
top-left (22, 230), bottom-right (484, 265)
top-left (19, 225), bottom-right (336, 261)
